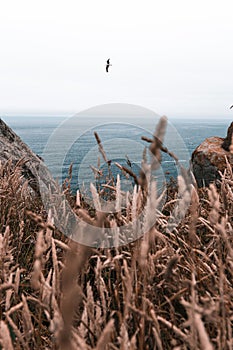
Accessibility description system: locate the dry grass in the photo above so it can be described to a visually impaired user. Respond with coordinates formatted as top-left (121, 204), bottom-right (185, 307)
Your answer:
top-left (0, 119), bottom-right (233, 349)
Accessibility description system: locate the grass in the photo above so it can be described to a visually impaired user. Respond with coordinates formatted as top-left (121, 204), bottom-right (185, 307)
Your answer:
top-left (0, 117), bottom-right (233, 349)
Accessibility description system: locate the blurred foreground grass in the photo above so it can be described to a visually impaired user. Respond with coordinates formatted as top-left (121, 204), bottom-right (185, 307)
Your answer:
top-left (0, 119), bottom-right (233, 349)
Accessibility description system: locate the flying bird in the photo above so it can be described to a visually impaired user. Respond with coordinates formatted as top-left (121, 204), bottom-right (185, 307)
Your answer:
top-left (106, 58), bottom-right (112, 73)
top-left (230, 105), bottom-right (233, 109)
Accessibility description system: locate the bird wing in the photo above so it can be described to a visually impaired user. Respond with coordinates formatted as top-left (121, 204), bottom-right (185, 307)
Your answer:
top-left (107, 59), bottom-right (110, 64)
top-left (230, 105), bottom-right (233, 109)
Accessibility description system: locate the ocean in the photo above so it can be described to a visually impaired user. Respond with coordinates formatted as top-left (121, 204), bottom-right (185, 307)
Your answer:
top-left (3, 116), bottom-right (231, 193)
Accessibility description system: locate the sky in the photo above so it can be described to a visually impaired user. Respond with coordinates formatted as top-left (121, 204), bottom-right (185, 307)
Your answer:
top-left (0, 0), bottom-right (233, 118)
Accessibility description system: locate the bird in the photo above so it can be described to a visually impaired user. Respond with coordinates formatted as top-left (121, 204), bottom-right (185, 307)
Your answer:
top-left (230, 105), bottom-right (233, 109)
top-left (106, 58), bottom-right (112, 72)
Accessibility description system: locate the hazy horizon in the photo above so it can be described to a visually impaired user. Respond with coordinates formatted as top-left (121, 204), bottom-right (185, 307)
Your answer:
top-left (2, 113), bottom-right (232, 122)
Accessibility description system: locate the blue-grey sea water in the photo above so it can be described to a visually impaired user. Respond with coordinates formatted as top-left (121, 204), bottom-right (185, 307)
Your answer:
top-left (3, 116), bottom-right (231, 193)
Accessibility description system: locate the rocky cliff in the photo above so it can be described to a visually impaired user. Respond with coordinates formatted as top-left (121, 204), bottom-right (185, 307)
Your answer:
top-left (0, 118), bottom-right (55, 195)
top-left (191, 122), bottom-right (233, 187)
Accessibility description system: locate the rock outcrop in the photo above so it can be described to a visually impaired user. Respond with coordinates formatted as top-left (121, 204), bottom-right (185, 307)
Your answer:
top-left (222, 121), bottom-right (233, 151)
top-left (191, 123), bottom-right (233, 187)
top-left (0, 118), bottom-right (55, 195)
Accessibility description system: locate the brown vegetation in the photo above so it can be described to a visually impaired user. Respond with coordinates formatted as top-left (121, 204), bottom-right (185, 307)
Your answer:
top-left (0, 119), bottom-right (233, 349)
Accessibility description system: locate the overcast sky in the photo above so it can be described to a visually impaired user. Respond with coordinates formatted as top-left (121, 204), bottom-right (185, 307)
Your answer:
top-left (0, 0), bottom-right (233, 118)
